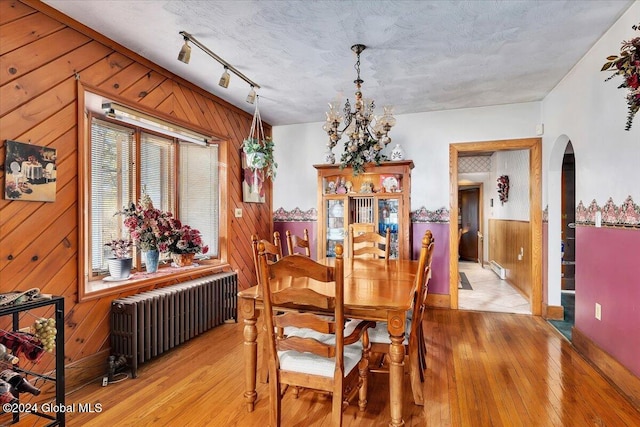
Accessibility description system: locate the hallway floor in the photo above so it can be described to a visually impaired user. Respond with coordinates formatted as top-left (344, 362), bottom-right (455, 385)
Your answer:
top-left (458, 260), bottom-right (531, 314)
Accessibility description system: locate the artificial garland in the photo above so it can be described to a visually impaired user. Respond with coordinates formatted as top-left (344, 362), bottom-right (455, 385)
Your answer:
top-left (601, 22), bottom-right (640, 131)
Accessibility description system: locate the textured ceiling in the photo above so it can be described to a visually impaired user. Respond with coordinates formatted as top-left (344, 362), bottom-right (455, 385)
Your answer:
top-left (43, 0), bottom-right (634, 126)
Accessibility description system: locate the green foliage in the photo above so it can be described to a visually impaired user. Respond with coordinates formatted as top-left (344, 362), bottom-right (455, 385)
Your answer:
top-left (242, 136), bottom-right (277, 180)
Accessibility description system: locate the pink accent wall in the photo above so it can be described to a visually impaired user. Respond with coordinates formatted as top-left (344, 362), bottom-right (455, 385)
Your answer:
top-left (412, 223), bottom-right (450, 295)
top-left (575, 226), bottom-right (640, 377)
top-left (273, 222), bottom-right (317, 259)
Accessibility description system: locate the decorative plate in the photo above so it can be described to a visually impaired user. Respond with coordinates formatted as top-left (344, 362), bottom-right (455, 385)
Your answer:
top-left (382, 176), bottom-right (398, 192)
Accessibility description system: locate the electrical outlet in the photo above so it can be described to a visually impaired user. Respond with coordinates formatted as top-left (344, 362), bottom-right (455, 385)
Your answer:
top-left (102, 376), bottom-right (108, 387)
top-left (595, 303), bottom-right (602, 320)
top-left (234, 208), bottom-right (242, 218)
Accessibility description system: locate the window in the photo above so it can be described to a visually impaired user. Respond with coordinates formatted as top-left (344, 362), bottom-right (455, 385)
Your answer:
top-left (80, 93), bottom-right (227, 300)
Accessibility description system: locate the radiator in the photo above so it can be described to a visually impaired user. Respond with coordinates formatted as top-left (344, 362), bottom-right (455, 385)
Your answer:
top-left (110, 272), bottom-right (237, 378)
top-left (490, 260), bottom-right (506, 280)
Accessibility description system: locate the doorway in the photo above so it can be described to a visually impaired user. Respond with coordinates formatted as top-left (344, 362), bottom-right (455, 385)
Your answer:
top-left (449, 138), bottom-right (542, 315)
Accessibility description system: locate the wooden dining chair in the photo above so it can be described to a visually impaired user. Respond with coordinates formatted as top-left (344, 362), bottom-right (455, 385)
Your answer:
top-left (362, 230), bottom-right (434, 406)
top-left (285, 229), bottom-right (311, 257)
top-left (258, 243), bottom-right (374, 426)
top-left (251, 232), bottom-right (283, 287)
top-left (349, 227), bottom-right (391, 259)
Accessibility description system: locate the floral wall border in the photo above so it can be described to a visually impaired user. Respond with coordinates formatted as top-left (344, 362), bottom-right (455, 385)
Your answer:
top-left (576, 195), bottom-right (640, 228)
top-left (273, 207), bottom-right (318, 222)
top-left (410, 207), bottom-right (450, 223)
top-left (273, 206), bottom-right (451, 223)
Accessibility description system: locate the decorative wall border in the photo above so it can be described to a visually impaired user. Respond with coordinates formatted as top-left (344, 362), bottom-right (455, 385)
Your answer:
top-left (410, 207), bottom-right (450, 223)
top-left (273, 206), bottom-right (452, 223)
top-left (273, 207), bottom-right (317, 222)
top-left (576, 195), bottom-right (640, 228)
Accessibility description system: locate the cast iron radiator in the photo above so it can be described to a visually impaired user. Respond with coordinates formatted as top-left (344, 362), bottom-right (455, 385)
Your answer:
top-left (110, 272), bottom-right (237, 378)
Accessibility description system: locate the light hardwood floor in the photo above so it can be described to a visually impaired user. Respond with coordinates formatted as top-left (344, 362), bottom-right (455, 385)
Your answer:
top-left (5, 309), bottom-right (639, 426)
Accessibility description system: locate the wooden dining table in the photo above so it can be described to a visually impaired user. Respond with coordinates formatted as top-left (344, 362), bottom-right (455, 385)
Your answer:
top-left (238, 257), bottom-right (419, 427)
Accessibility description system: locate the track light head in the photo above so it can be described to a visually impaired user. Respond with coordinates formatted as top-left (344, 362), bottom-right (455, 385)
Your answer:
top-left (177, 38), bottom-right (191, 64)
top-left (246, 85), bottom-right (256, 104)
top-left (219, 67), bottom-right (230, 88)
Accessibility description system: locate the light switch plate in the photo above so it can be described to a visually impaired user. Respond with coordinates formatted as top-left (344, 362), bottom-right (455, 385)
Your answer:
top-left (234, 208), bottom-right (242, 218)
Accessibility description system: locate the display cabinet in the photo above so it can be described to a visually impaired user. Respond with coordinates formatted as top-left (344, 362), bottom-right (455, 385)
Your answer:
top-left (0, 297), bottom-right (65, 426)
top-left (315, 160), bottom-right (413, 259)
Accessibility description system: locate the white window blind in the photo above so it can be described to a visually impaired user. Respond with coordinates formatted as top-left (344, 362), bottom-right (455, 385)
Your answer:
top-left (141, 132), bottom-right (175, 213)
top-left (179, 142), bottom-right (219, 257)
top-left (90, 119), bottom-right (134, 273)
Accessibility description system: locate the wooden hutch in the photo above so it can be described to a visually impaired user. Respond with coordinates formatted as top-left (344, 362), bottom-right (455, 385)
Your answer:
top-left (314, 160), bottom-right (414, 259)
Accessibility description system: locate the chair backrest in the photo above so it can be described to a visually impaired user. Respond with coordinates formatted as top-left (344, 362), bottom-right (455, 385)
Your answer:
top-left (408, 230), bottom-right (434, 345)
top-left (10, 162), bottom-right (20, 174)
top-left (285, 229), bottom-right (311, 257)
top-left (350, 227), bottom-right (391, 259)
top-left (258, 242), bottom-right (346, 373)
top-left (251, 233), bottom-right (283, 287)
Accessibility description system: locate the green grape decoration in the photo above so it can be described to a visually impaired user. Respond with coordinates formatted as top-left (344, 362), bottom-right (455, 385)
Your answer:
top-left (33, 318), bottom-right (57, 353)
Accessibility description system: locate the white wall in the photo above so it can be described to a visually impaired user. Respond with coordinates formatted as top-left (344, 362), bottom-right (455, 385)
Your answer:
top-left (273, 102), bottom-right (541, 211)
top-left (542, 1), bottom-right (640, 306)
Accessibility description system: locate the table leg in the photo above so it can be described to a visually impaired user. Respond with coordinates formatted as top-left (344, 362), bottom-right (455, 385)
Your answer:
top-left (240, 299), bottom-right (258, 412)
top-left (387, 311), bottom-right (406, 427)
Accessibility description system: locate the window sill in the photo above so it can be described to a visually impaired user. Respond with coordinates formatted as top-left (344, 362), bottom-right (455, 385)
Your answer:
top-left (80, 261), bottom-right (232, 302)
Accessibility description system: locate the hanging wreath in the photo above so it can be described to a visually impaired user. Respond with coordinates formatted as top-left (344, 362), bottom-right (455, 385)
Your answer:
top-left (601, 22), bottom-right (640, 131)
top-left (497, 175), bottom-right (509, 205)
top-left (242, 97), bottom-right (277, 180)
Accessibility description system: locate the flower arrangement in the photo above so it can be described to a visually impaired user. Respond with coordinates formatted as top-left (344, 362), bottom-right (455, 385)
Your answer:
top-left (497, 175), bottom-right (509, 205)
top-left (601, 22), bottom-right (640, 131)
top-left (118, 194), bottom-right (174, 252)
top-left (166, 221), bottom-right (209, 255)
top-left (242, 136), bottom-right (277, 180)
top-left (104, 238), bottom-right (133, 259)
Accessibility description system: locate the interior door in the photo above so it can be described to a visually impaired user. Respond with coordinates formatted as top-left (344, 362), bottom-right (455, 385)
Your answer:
top-left (459, 188), bottom-right (479, 261)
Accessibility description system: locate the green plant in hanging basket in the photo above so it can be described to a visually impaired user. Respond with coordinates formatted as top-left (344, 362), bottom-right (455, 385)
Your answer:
top-left (242, 136), bottom-right (277, 180)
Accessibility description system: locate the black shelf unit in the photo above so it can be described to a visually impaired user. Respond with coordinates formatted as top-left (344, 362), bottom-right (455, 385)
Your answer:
top-left (0, 296), bottom-right (65, 426)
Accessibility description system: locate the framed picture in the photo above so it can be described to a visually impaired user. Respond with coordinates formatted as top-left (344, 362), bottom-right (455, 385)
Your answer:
top-left (4, 140), bottom-right (57, 202)
top-left (241, 150), bottom-right (265, 203)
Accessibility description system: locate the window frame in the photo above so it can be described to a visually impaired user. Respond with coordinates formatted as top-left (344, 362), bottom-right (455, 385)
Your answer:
top-left (78, 84), bottom-right (230, 302)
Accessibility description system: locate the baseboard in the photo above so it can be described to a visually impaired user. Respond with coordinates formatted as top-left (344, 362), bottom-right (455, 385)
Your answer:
top-left (543, 303), bottom-right (564, 320)
top-left (65, 348), bottom-right (111, 391)
top-left (572, 327), bottom-right (640, 411)
top-left (426, 293), bottom-right (450, 308)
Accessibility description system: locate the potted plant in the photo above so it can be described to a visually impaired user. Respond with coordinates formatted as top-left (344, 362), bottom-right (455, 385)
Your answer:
top-left (104, 238), bottom-right (133, 279)
top-left (242, 136), bottom-right (277, 180)
top-left (117, 193), bottom-right (174, 273)
top-left (166, 221), bottom-right (209, 267)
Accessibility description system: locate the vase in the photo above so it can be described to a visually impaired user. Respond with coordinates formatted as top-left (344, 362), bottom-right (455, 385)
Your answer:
top-left (143, 250), bottom-right (160, 273)
top-left (107, 257), bottom-right (132, 279)
top-left (171, 253), bottom-right (195, 267)
top-left (390, 144), bottom-right (405, 161)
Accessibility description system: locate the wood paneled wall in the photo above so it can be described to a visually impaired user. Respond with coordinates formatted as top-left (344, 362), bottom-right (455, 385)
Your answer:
top-left (488, 219), bottom-right (531, 298)
top-left (0, 0), bottom-right (271, 384)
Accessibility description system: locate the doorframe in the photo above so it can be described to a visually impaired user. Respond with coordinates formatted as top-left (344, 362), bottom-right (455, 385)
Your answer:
top-left (449, 138), bottom-right (542, 315)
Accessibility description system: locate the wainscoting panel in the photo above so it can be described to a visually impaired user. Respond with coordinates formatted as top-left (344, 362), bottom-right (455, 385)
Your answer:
top-left (488, 219), bottom-right (531, 299)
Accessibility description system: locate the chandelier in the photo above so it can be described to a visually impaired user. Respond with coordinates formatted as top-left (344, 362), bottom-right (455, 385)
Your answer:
top-left (323, 44), bottom-right (396, 174)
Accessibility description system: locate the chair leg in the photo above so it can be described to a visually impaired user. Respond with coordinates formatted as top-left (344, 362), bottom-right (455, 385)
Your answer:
top-left (268, 367), bottom-right (281, 427)
top-left (358, 334), bottom-right (370, 411)
top-left (332, 387), bottom-right (344, 426)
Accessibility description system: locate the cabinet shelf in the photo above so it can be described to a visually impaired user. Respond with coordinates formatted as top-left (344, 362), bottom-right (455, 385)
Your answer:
top-left (0, 296), bottom-right (65, 426)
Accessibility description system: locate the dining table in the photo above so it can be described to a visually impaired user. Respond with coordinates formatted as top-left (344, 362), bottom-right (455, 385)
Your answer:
top-left (238, 257), bottom-right (419, 427)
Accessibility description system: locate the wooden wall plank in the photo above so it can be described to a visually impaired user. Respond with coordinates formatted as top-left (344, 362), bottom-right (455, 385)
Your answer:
top-left (0, 27), bottom-right (90, 84)
top-left (0, 2), bottom-right (273, 390)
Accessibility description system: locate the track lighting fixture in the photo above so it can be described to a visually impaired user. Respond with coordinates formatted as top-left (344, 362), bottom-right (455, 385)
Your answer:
top-left (177, 31), bottom-right (260, 102)
top-left (246, 86), bottom-right (257, 104)
top-left (177, 37), bottom-right (191, 64)
top-left (219, 66), bottom-right (230, 88)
